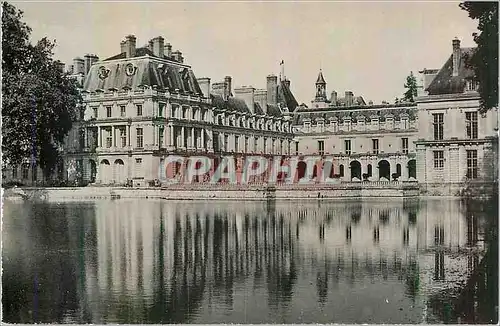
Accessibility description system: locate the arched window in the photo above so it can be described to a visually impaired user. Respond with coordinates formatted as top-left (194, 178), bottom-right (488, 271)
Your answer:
top-left (339, 164), bottom-right (344, 177)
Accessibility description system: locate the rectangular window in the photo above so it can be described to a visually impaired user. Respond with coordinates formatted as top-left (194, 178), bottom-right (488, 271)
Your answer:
top-left (22, 164), bottom-right (29, 179)
top-left (402, 138), bottom-right (409, 154)
top-left (135, 158), bottom-right (143, 178)
top-left (136, 128), bottom-right (143, 148)
top-left (433, 150), bottom-right (444, 169)
top-left (106, 128), bottom-right (112, 148)
top-left (372, 139), bottom-right (379, 154)
top-left (136, 105), bottom-right (143, 117)
top-left (120, 128), bottom-right (127, 147)
top-left (159, 127), bottom-right (164, 148)
top-left (272, 138), bottom-right (276, 153)
top-left (12, 166), bottom-right (17, 179)
top-left (295, 142), bottom-right (299, 155)
top-left (79, 108), bottom-right (85, 120)
top-left (213, 132), bottom-right (220, 152)
top-left (244, 137), bottom-right (248, 153)
top-left (318, 140), bottom-right (325, 156)
top-left (345, 139), bottom-right (351, 155)
top-left (159, 104), bottom-right (165, 117)
top-left (254, 137), bottom-right (258, 152)
top-left (79, 129), bottom-right (85, 150)
top-left (106, 106), bottom-right (112, 118)
top-left (234, 136), bottom-right (239, 152)
top-left (120, 106), bottom-right (126, 117)
top-left (263, 137), bottom-right (267, 153)
top-left (433, 113), bottom-right (444, 140)
top-left (93, 107), bottom-right (98, 118)
top-left (224, 135), bottom-right (228, 152)
top-left (466, 150), bottom-right (478, 179)
top-left (465, 112), bottom-right (478, 139)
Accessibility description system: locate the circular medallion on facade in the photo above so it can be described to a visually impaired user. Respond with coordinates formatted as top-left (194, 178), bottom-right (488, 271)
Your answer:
top-left (98, 66), bottom-right (110, 80)
top-left (125, 63), bottom-right (137, 76)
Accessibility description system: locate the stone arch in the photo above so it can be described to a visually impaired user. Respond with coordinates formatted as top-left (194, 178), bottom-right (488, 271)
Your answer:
top-left (113, 159), bottom-right (126, 184)
top-left (378, 160), bottom-right (390, 180)
top-left (408, 159), bottom-right (417, 179)
top-left (100, 159), bottom-right (111, 184)
top-left (350, 160), bottom-right (362, 180)
top-left (297, 161), bottom-right (307, 180)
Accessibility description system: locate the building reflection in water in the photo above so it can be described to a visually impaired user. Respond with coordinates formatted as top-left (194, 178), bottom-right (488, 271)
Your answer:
top-left (2, 198), bottom-right (491, 324)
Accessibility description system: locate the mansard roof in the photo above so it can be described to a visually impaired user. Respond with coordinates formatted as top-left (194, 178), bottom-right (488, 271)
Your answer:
top-left (278, 80), bottom-right (299, 112)
top-left (293, 105), bottom-right (417, 125)
top-left (83, 57), bottom-right (203, 94)
top-left (426, 47), bottom-right (476, 95)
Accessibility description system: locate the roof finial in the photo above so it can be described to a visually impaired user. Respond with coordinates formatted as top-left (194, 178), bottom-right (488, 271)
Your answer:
top-left (280, 59), bottom-right (285, 81)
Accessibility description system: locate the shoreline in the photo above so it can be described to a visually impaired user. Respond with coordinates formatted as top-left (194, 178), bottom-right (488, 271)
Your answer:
top-left (0, 184), bottom-right (478, 202)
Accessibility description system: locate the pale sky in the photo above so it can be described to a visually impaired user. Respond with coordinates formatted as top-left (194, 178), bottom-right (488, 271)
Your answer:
top-left (13, 1), bottom-right (478, 104)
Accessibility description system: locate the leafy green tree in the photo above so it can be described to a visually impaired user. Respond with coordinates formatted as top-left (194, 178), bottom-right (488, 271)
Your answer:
top-left (403, 71), bottom-right (418, 103)
top-left (2, 2), bottom-right (81, 179)
top-left (460, 2), bottom-right (498, 113)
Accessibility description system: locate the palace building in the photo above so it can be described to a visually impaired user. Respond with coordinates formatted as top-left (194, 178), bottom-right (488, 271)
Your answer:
top-left (292, 70), bottom-right (419, 182)
top-left (3, 36), bottom-right (497, 191)
top-left (59, 35), bottom-right (296, 186)
top-left (415, 38), bottom-right (498, 189)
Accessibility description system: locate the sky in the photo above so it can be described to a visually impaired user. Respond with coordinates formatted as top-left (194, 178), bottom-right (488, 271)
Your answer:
top-left (12, 1), bottom-right (478, 105)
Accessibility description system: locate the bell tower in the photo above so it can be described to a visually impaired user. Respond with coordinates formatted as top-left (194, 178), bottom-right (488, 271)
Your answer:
top-left (315, 69), bottom-right (327, 101)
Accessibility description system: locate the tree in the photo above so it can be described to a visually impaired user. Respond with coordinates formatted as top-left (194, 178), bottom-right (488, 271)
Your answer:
top-left (403, 71), bottom-right (418, 103)
top-left (2, 2), bottom-right (81, 179)
top-left (460, 2), bottom-right (498, 113)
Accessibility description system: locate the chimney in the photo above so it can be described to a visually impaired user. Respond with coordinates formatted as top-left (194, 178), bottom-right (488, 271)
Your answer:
top-left (224, 76), bottom-right (232, 98)
top-left (147, 40), bottom-right (154, 52)
top-left (452, 37), bottom-right (461, 77)
top-left (345, 91), bottom-right (354, 106)
top-left (266, 75), bottom-right (278, 105)
top-left (164, 43), bottom-right (172, 58)
top-left (56, 61), bottom-right (65, 73)
top-left (330, 90), bottom-right (337, 105)
top-left (120, 40), bottom-right (127, 54)
top-left (84, 54), bottom-right (92, 74)
top-left (73, 57), bottom-right (85, 74)
top-left (172, 50), bottom-right (184, 63)
top-left (197, 77), bottom-right (211, 98)
top-left (254, 89), bottom-right (267, 112)
top-left (68, 64), bottom-right (74, 74)
top-left (90, 54), bottom-right (99, 66)
top-left (234, 86), bottom-right (255, 114)
top-left (152, 36), bottom-right (165, 58)
top-left (124, 35), bottom-right (137, 58)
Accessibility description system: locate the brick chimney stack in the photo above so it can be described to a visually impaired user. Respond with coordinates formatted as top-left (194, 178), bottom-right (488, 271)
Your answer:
top-left (152, 36), bottom-right (165, 58)
top-left (224, 76), bottom-right (232, 98)
top-left (345, 91), bottom-right (354, 106)
top-left (73, 57), bottom-right (85, 75)
top-left (330, 90), bottom-right (337, 106)
top-left (124, 35), bottom-right (137, 58)
top-left (172, 50), bottom-right (184, 63)
top-left (164, 43), bottom-right (172, 58)
top-left (452, 37), bottom-right (461, 77)
top-left (266, 75), bottom-right (278, 105)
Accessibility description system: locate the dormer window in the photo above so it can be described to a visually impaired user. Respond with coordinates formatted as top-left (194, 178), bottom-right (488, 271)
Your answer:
top-left (466, 78), bottom-right (479, 92)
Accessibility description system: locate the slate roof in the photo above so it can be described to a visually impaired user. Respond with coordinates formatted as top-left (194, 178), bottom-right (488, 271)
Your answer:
top-left (426, 47), bottom-right (476, 95)
top-left (293, 106), bottom-right (417, 125)
top-left (316, 70), bottom-right (326, 84)
top-left (83, 58), bottom-right (203, 94)
top-left (278, 80), bottom-right (299, 112)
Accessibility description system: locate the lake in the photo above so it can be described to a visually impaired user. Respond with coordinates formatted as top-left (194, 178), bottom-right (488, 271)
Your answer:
top-left (2, 198), bottom-right (497, 324)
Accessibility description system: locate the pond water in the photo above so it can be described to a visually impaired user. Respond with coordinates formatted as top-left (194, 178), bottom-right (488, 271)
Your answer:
top-left (2, 198), bottom-right (497, 324)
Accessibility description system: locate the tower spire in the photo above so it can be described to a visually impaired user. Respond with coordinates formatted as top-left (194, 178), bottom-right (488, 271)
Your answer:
top-left (280, 60), bottom-right (285, 81)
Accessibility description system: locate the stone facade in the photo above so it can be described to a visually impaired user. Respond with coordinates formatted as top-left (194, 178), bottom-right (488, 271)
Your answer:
top-left (5, 35), bottom-right (297, 187)
top-left (415, 38), bottom-right (499, 188)
top-left (291, 70), bottom-right (418, 182)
